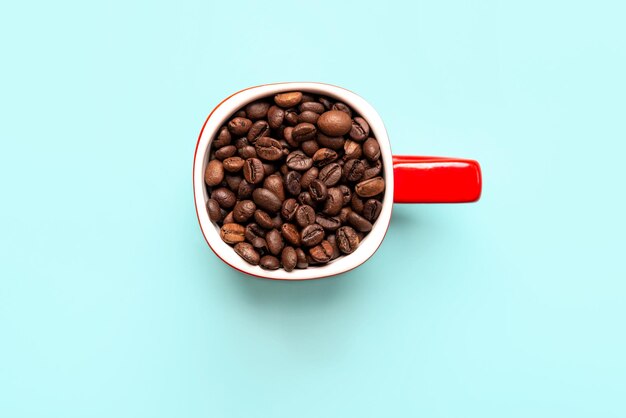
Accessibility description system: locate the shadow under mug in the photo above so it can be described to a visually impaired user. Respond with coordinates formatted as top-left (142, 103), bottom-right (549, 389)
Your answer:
top-left (193, 82), bottom-right (482, 280)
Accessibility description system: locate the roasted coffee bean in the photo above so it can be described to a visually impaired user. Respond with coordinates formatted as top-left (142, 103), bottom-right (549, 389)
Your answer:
top-left (349, 117), bottom-right (370, 141)
top-left (351, 193), bottom-right (364, 213)
top-left (283, 126), bottom-right (298, 148)
top-left (309, 240), bottom-right (333, 263)
top-left (295, 248), bottom-right (308, 269)
top-left (243, 158), bottom-right (265, 184)
top-left (227, 117), bottom-right (252, 136)
top-left (213, 126), bottom-right (232, 148)
top-left (237, 179), bottom-right (254, 199)
top-left (251, 237), bottom-right (268, 253)
top-left (255, 137), bottom-right (283, 161)
top-left (343, 158), bottom-right (364, 182)
top-left (338, 207), bottom-right (352, 223)
top-left (220, 223), bottom-right (245, 244)
top-left (252, 188), bottom-right (282, 213)
top-left (363, 137), bottom-right (380, 161)
top-left (234, 242), bottom-right (260, 265)
top-left (262, 163), bottom-right (276, 176)
top-left (318, 163), bottom-right (342, 186)
top-left (245, 223), bottom-right (266, 242)
top-left (214, 145), bottom-right (236, 160)
top-left (233, 200), bottom-right (256, 223)
top-left (295, 205), bottom-right (316, 227)
top-left (245, 101), bottom-right (270, 120)
top-left (355, 176), bottom-right (385, 197)
top-left (318, 110), bottom-right (352, 136)
top-left (234, 137), bottom-right (249, 149)
top-left (300, 167), bottom-right (319, 189)
top-left (318, 96), bottom-right (333, 110)
top-left (286, 151), bottom-right (313, 171)
top-left (298, 110), bottom-right (320, 124)
top-left (206, 199), bottom-right (222, 222)
top-left (300, 93), bottom-right (315, 103)
top-left (348, 211), bottom-right (373, 232)
top-left (336, 226), bottom-right (359, 254)
top-left (223, 156), bottom-right (245, 173)
top-left (301, 139), bottom-right (319, 157)
top-left (211, 187), bottom-right (236, 209)
top-left (309, 179), bottom-right (328, 202)
top-left (301, 224), bottom-right (325, 247)
top-left (280, 198), bottom-right (299, 221)
top-left (315, 214), bottom-right (341, 231)
top-left (338, 185), bottom-right (352, 205)
top-left (312, 148), bottom-right (338, 166)
top-left (299, 102), bottom-right (325, 113)
top-left (326, 234), bottom-right (341, 260)
top-left (298, 191), bottom-right (315, 207)
top-left (331, 102), bottom-right (352, 116)
top-left (292, 123), bottom-right (317, 142)
top-left (285, 171), bottom-right (302, 195)
top-left (204, 160), bottom-right (224, 186)
top-left (234, 110), bottom-right (247, 118)
top-left (322, 187), bottom-right (343, 216)
top-left (263, 174), bottom-right (285, 201)
top-left (254, 210), bottom-right (275, 229)
top-left (317, 133), bottom-right (344, 150)
top-left (260, 255), bottom-right (280, 270)
top-left (281, 223), bottom-right (301, 246)
top-left (284, 109), bottom-right (299, 126)
top-left (238, 145), bottom-right (257, 159)
top-left (281, 246), bottom-right (297, 272)
top-left (247, 120), bottom-right (271, 143)
top-left (265, 229), bottom-right (284, 255)
top-left (362, 159), bottom-right (382, 180)
top-left (363, 199), bottom-right (383, 222)
top-left (343, 140), bottom-right (362, 160)
top-left (274, 92), bottom-right (302, 108)
top-left (267, 106), bottom-right (284, 129)
top-left (223, 211), bottom-right (234, 224)
top-left (272, 213), bottom-right (283, 229)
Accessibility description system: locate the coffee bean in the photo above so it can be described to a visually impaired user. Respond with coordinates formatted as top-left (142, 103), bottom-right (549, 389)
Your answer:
top-left (237, 179), bottom-right (254, 199)
top-left (251, 237), bottom-right (268, 253)
top-left (260, 255), bottom-right (280, 270)
top-left (267, 106), bottom-right (284, 129)
top-left (243, 158), bottom-right (265, 184)
top-left (245, 223), bottom-right (266, 242)
top-left (274, 92), bottom-right (302, 108)
top-left (336, 226), bottom-right (359, 254)
top-left (225, 175), bottom-right (242, 192)
top-left (322, 187), bottom-right (343, 216)
top-left (347, 211), bottom-right (373, 232)
top-left (349, 117), bottom-right (370, 141)
top-left (318, 96), bottom-right (333, 110)
top-left (233, 200), bottom-right (256, 222)
top-left (315, 214), bottom-right (341, 231)
top-left (298, 110), bottom-right (320, 124)
top-left (271, 213), bottom-right (283, 229)
top-left (301, 139), bottom-right (319, 157)
top-left (351, 193), bottom-right (364, 213)
top-left (247, 120), bottom-right (271, 143)
top-left (300, 167), bottom-right (319, 189)
top-left (281, 246), bottom-right (297, 272)
top-left (298, 191), bottom-right (315, 207)
top-left (309, 240), bottom-right (333, 263)
top-left (295, 248), bottom-right (308, 269)
top-left (280, 198), bottom-right (299, 222)
top-left (252, 188), bottom-right (282, 213)
top-left (206, 199), bottom-right (222, 222)
top-left (255, 137), bottom-right (283, 161)
top-left (363, 138), bottom-right (381, 161)
top-left (204, 160), bottom-right (224, 186)
top-left (292, 123), bottom-right (317, 142)
top-left (245, 101), bottom-right (270, 120)
top-left (285, 171), bottom-right (302, 195)
top-left (284, 109), bottom-right (299, 126)
top-left (263, 163), bottom-right (276, 176)
top-left (338, 207), bottom-right (352, 223)
top-left (338, 185), bottom-right (352, 205)
top-left (355, 176), bottom-right (385, 198)
top-left (362, 159), bottom-right (382, 180)
top-left (300, 102), bottom-right (325, 113)
top-left (211, 187), bottom-right (236, 209)
top-left (363, 199), bottom-right (383, 222)
top-left (223, 211), bottom-right (234, 224)
top-left (295, 205), bottom-right (316, 227)
top-left (326, 234), bottom-right (341, 260)
top-left (318, 163), bottom-right (342, 187)
top-left (343, 140), bottom-right (362, 160)
top-left (220, 223), bottom-right (245, 244)
top-left (254, 209), bottom-right (275, 229)
top-left (309, 179), bottom-right (328, 202)
top-left (331, 102), bottom-right (352, 116)
top-left (286, 151), bottom-right (313, 171)
top-left (281, 223), bottom-right (301, 246)
top-left (343, 158), bottom-right (365, 182)
top-left (317, 110), bottom-right (352, 136)
top-left (312, 148), bottom-right (338, 166)
top-left (301, 224), bottom-right (325, 247)
top-left (234, 242), bottom-right (260, 265)
top-left (283, 126), bottom-right (298, 148)
top-left (227, 117), bottom-right (252, 136)
top-left (265, 229), bottom-right (284, 255)
top-left (213, 126), bottom-right (232, 148)
top-left (317, 133), bottom-right (344, 150)
top-left (223, 156), bottom-right (244, 173)
top-left (234, 110), bottom-right (247, 118)
top-left (214, 145), bottom-right (236, 160)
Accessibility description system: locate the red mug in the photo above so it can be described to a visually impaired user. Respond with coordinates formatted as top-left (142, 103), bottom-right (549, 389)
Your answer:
top-left (194, 82), bottom-right (482, 280)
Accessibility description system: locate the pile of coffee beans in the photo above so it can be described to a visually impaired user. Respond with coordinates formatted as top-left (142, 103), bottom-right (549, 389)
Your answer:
top-left (204, 91), bottom-right (385, 271)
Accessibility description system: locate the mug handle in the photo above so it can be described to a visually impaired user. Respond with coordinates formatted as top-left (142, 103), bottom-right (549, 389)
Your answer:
top-left (392, 155), bottom-right (482, 203)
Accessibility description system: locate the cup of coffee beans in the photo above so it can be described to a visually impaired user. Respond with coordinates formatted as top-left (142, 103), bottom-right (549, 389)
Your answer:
top-left (194, 83), bottom-right (482, 280)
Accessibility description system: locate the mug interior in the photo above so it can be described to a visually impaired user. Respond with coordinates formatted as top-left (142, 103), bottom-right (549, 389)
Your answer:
top-left (193, 82), bottom-right (394, 280)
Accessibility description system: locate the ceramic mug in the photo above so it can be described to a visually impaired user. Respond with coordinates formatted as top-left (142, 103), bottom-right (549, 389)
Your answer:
top-left (193, 82), bottom-right (482, 280)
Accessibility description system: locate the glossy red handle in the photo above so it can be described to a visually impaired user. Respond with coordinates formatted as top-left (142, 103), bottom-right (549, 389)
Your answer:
top-left (392, 155), bottom-right (482, 203)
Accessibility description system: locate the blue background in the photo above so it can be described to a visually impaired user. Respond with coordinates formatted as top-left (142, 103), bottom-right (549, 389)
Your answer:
top-left (2, 1), bottom-right (625, 417)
